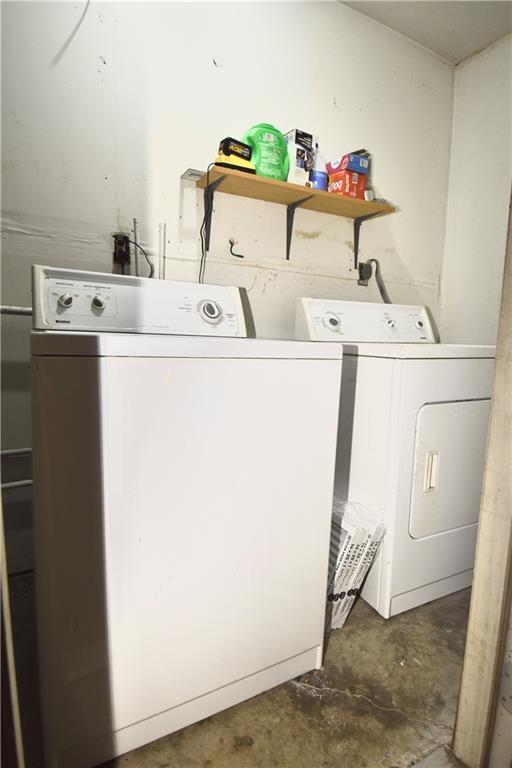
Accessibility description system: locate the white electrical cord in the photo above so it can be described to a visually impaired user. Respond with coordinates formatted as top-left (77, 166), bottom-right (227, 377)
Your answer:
top-left (133, 217), bottom-right (139, 276)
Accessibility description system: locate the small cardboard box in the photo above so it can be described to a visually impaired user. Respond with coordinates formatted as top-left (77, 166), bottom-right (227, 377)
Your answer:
top-left (328, 170), bottom-right (366, 199)
top-left (327, 154), bottom-right (370, 176)
top-left (285, 129), bottom-right (318, 186)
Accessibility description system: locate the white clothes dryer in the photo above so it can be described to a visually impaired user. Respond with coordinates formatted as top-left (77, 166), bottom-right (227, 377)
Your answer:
top-left (295, 298), bottom-right (495, 618)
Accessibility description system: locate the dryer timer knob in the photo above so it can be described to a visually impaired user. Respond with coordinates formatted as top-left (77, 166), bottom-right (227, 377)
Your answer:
top-left (385, 318), bottom-right (395, 328)
top-left (324, 312), bottom-right (341, 331)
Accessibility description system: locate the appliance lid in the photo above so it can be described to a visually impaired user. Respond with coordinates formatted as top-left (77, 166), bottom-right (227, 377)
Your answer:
top-left (341, 342), bottom-right (495, 359)
top-left (31, 332), bottom-right (344, 361)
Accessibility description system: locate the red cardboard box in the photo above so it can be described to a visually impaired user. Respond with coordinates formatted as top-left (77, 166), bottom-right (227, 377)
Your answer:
top-left (328, 170), bottom-right (366, 199)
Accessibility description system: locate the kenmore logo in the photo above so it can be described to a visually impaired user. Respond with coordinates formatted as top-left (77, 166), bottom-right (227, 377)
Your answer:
top-left (55, 320), bottom-right (71, 324)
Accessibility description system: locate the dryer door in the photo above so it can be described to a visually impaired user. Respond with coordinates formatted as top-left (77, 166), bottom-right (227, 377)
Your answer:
top-left (409, 399), bottom-right (491, 539)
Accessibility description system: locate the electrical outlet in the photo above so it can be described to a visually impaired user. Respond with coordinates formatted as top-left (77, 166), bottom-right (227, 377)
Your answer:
top-left (357, 261), bottom-right (373, 286)
top-left (112, 234), bottom-right (130, 268)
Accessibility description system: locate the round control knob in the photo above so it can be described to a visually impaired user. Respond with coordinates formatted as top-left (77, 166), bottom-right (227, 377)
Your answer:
top-left (92, 295), bottom-right (106, 311)
top-left (324, 312), bottom-right (341, 332)
top-left (200, 300), bottom-right (222, 324)
top-left (385, 318), bottom-right (396, 328)
top-left (416, 320), bottom-right (424, 329)
top-left (58, 293), bottom-right (74, 309)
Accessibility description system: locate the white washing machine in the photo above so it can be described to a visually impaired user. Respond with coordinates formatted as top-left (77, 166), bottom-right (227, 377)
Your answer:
top-left (31, 266), bottom-right (343, 768)
top-left (295, 298), bottom-right (495, 619)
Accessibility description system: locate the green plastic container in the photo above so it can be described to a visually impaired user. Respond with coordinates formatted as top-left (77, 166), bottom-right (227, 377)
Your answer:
top-left (242, 123), bottom-right (290, 181)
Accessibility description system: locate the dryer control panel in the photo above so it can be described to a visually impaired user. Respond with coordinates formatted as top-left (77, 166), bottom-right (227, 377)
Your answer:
top-left (32, 265), bottom-right (249, 337)
top-left (295, 298), bottom-right (436, 343)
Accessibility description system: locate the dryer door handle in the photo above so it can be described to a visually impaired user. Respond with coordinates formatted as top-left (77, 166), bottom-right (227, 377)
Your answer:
top-left (423, 450), bottom-right (439, 493)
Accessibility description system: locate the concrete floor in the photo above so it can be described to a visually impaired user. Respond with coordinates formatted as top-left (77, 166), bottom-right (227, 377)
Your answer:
top-left (10, 574), bottom-right (470, 768)
top-left (414, 746), bottom-right (465, 767)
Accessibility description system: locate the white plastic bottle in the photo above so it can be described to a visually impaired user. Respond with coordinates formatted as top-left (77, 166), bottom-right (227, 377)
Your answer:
top-left (309, 146), bottom-right (328, 190)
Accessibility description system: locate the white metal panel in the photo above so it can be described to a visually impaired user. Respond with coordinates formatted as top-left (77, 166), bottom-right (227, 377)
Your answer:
top-left (294, 297), bottom-right (494, 357)
top-left (32, 357), bottom-right (112, 762)
top-left (33, 347), bottom-right (342, 765)
top-left (343, 356), bottom-right (494, 617)
top-left (334, 355), bottom-right (397, 614)
top-left (294, 292), bottom-right (495, 617)
top-left (31, 331), bottom-right (343, 361)
top-left (295, 298), bottom-right (436, 343)
top-left (382, 358), bottom-right (493, 613)
top-left (409, 400), bottom-right (491, 539)
top-left (342, 343), bottom-right (495, 360)
top-left (102, 355), bottom-right (340, 730)
top-left (32, 265), bottom-right (247, 336)
top-left (390, 570), bottom-right (474, 616)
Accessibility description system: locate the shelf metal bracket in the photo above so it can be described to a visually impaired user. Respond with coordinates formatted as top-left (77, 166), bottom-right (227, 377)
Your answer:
top-left (203, 174), bottom-right (226, 253)
top-left (286, 196), bottom-right (313, 261)
top-left (353, 213), bottom-right (382, 270)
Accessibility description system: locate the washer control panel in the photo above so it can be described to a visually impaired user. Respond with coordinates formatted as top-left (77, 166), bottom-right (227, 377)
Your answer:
top-left (295, 299), bottom-right (436, 343)
top-left (32, 266), bottom-right (248, 337)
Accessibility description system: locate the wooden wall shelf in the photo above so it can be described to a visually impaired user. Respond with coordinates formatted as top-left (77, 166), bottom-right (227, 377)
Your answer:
top-left (196, 165), bottom-right (395, 265)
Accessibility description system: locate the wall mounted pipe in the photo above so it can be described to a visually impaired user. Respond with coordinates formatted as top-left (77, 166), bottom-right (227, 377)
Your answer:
top-left (0, 306), bottom-right (32, 316)
top-left (1, 480), bottom-right (33, 491)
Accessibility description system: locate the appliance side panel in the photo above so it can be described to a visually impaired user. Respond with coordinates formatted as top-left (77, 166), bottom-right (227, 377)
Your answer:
top-left (338, 356), bottom-right (396, 520)
top-left (32, 356), bottom-right (113, 761)
top-left (335, 356), bottom-right (397, 613)
top-left (294, 299), bottom-right (314, 340)
top-left (100, 356), bottom-right (342, 731)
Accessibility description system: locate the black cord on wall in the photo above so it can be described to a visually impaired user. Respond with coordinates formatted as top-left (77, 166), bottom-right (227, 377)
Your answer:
top-left (199, 163), bottom-right (216, 283)
top-left (368, 258), bottom-right (392, 304)
top-left (129, 240), bottom-right (154, 278)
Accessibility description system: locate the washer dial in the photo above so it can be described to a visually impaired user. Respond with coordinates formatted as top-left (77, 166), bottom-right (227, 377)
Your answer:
top-left (92, 295), bottom-right (106, 311)
top-left (324, 312), bottom-right (341, 332)
top-left (199, 300), bottom-right (223, 324)
top-left (57, 293), bottom-right (74, 309)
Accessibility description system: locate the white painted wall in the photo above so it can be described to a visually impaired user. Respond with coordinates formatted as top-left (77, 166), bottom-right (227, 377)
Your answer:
top-left (439, 35), bottom-right (512, 344)
top-left (1, 1), bottom-right (455, 449)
